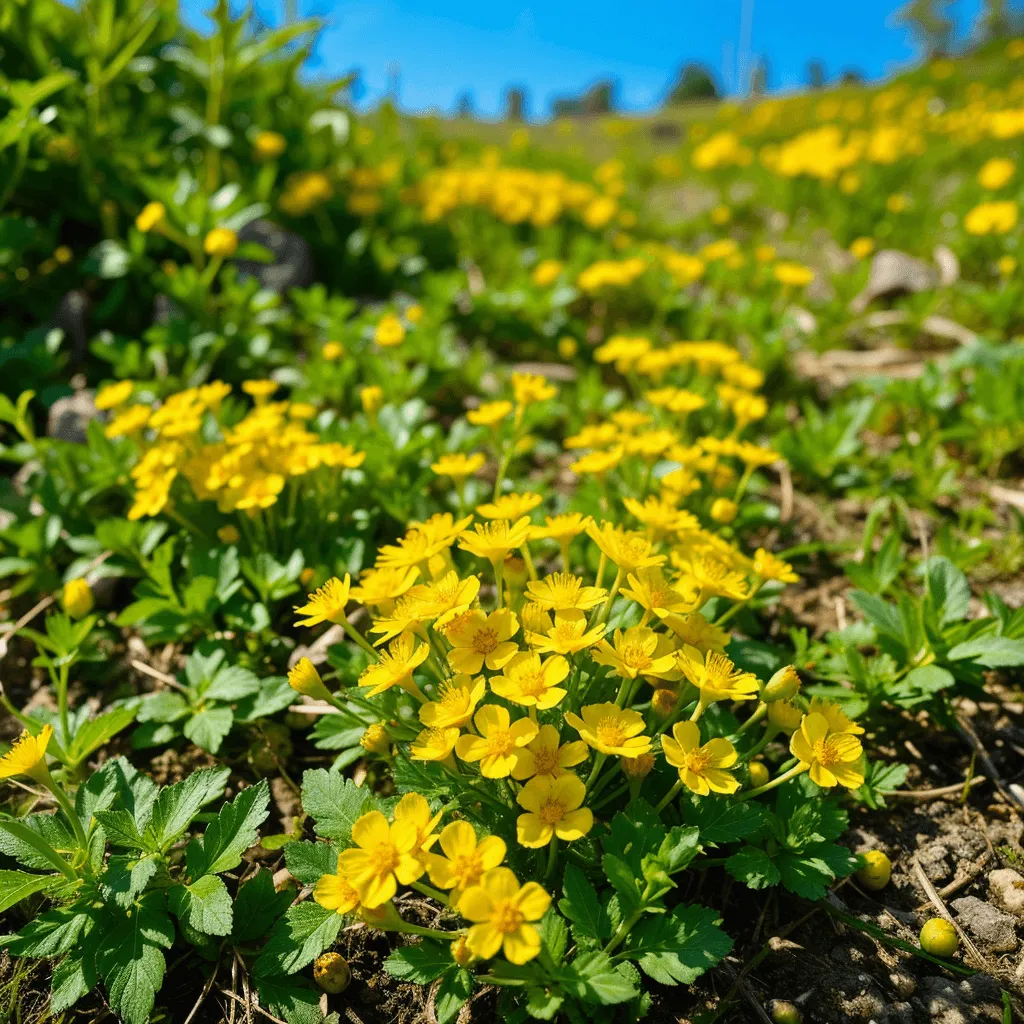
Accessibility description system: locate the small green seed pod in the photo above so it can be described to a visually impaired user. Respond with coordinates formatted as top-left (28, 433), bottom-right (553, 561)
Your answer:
top-left (314, 952), bottom-right (351, 994)
top-left (769, 999), bottom-right (802, 1024)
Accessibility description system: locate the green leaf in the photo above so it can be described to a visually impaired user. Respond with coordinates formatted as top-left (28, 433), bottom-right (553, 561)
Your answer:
top-left (3, 906), bottom-right (93, 956)
top-left (604, 801), bottom-right (665, 875)
top-left (435, 968), bottom-right (472, 1024)
top-left (776, 843), bottom-right (859, 899)
top-left (284, 841), bottom-right (338, 885)
top-left (101, 942), bottom-right (165, 1024)
top-left (947, 635), bottom-right (1024, 668)
top-left (50, 948), bottom-right (97, 1014)
top-left (300, 769), bottom-right (372, 843)
top-left (203, 664), bottom-right (261, 702)
top-left (144, 766), bottom-right (230, 851)
top-left (558, 863), bottom-right (610, 942)
top-left (168, 875), bottom-right (233, 936)
top-left (68, 706), bottom-right (137, 765)
top-left (558, 950), bottom-right (638, 1005)
top-left (187, 780), bottom-right (270, 876)
top-left (94, 809), bottom-right (147, 850)
top-left (601, 854), bottom-right (642, 918)
top-left (183, 707), bottom-right (235, 753)
top-left (0, 869), bottom-right (60, 913)
top-left (525, 986), bottom-right (564, 1020)
top-left (627, 904), bottom-right (733, 986)
top-left (725, 846), bottom-right (781, 890)
top-left (391, 756), bottom-right (455, 800)
top-left (101, 855), bottom-right (159, 909)
top-left (678, 794), bottom-right (764, 846)
top-left (920, 557), bottom-right (970, 626)
top-left (848, 591), bottom-right (905, 645)
top-left (650, 824), bottom-right (700, 874)
top-left (256, 974), bottom-right (325, 1024)
top-left (383, 941), bottom-right (453, 982)
top-left (232, 868), bottom-right (296, 944)
top-left (254, 901), bottom-right (342, 978)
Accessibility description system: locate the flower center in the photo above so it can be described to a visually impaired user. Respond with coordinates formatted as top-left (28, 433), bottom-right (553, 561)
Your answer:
top-left (472, 627), bottom-right (499, 653)
top-left (683, 749), bottom-right (711, 774)
top-left (485, 731), bottom-right (517, 757)
top-left (517, 670), bottom-right (548, 697)
top-left (620, 643), bottom-right (652, 670)
top-left (439, 683), bottom-right (467, 710)
top-left (491, 900), bottom-right (524, 934)
top-left (538, 799), bottom-right (567, 825)
top-left (370, 840), bottom-right (400, 875)
top-left (530, 746), bottom-right (560, 775)
top-left (812, 737), bottom-right (843, 767)
top-left (453, 851), bottom-right (484, 888)
top-left (595, 718), bottom-right (626, 748)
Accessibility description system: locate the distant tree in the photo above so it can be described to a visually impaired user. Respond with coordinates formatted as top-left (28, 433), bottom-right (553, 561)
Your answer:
top-left (551, 97), bottom-right (582, 117)
top-left (895, 0), bottom-right (955, 57)
top-left (750, 57), bottom-right (769, 96)
top-left (976, 0), bottom-right (1011, 39)
top-left (807, 61), bottom-right (826, 89)
top-left (505, 87), bottom-right (526, 122)
top-left (840, 68), bottom-right (865, 85)
top-left (581, 80), bottom-right (615, 115)
top-left (665, 63), bottom-right (719, 104)
top-left (455, 91), bottom-right (474, 119)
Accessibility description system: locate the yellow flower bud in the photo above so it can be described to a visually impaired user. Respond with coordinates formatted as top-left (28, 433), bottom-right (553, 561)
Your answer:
top-left (360, 723), bottom-right (391, 756)
top-left (769, 1001), bottom-right (802, 1024)
top-left (621, 752), bottom-right (654, 780)
top-left (136, 202), bottom-right (166, 233)
top-left (287, 657), bottom-right (332, 701)
top-left (313, 952), bottom-right (351, 994)
top-left (709, 497), bottom-right (738, 524)
top-left (651, 688), bottom-right (678, 717)
top-left (322, 341), bottom-right (345, 361)
top-left (856, 850), bottom-right (892, 891)
top-left (558, 336), bottom-right (578, 360)
top-left (253, 130), bottom-right (286, 161)
top-left (919, 918), bottom-right (958, 957)
top-left (762, 665), bottom-right (801, 702)
top-left (61, 578), bottom-right (94, 619)
top-left (204, 227), bottom-right (238, 258)
top-left (451, 935), bottom-right (475, 967)
top-left (217, 525), bottom-right (241, 545)
top-left (748, 761), bottom-right (770, 788)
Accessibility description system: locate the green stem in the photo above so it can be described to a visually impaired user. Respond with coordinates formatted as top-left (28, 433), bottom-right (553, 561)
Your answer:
top-left (411, 881), bottom-right (450, 905)
top-left (544, 836), bottom-right (559, 881)
top-left (584, 752), bottom-right (607, 791)
top-left (734, 762), bottom-right (808, 802)
top-left (654, 778), bottom-right (683, 814)
top-left (596, 567), bottom-right (624, 624)
top-left (734, 703), bottom-right (767, 736)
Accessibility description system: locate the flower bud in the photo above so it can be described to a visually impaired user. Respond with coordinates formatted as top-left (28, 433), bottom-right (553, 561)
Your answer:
top-left (360, 723), bottom-right (391, 756)
top-left (709, 497), bottom-right (738, 524)
top-left (748, 761), bottom-right (770, 788)
top-left (204, 227), bottom-right (238, 258)
top-left (767, 699), bottom-right (803, 734)
top-left (651, 688), bottom-right (678, 718)
top-left (313, 952), bottom-right (351, 994)
top-left (621, 752), bottom-right (655, 780)
top-left (287, 657), bottom-right (333, 701)
top-left (762, 665), bottom-right (801, 703)
top-left (217, 525), bottom-right (240, 545)
top-left (358, 901), bottom-right (405, 931)
top-left (135, 201), bottom-right (165, 233)
top-left (451, 935), bottom-right (475, 967)
top-left (61, 578), bottom-right (94, 619)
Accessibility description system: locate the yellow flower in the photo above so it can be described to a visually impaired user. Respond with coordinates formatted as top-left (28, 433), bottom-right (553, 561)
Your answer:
top-left (586, 523), bottom-right (666, 573)
top-left (375, 314), bottom-right (405, 348)
top-left (401, 571), bottom-right (481, 632)
top-left (476, 492), bottom-right (543, 521)
top-left (762, 665), bottom-right (801, 703)
top-left (565, 703), bottom-right (650, 758)
top-left (410, 726), bottom-right (460, 763)
top-left (135, 202), bottom-right (165, 233)
top-left (516, 773), bottom-right (593, 848)
top-left (767, 699), bottom-right (804, 734)
top-left (999, 255), bottom-right (1017, 277)
top-left (350, 566), bottom-right (419, 615)
top-left (360, 385), bottom-right (384, 419)
top-left (455, 705), bottom-right (538, 778)
top-left (592, 626), bottom-right (678, 682)
top-left (431, 452), bottom-right (486, 482)
top-left (709, 498), bottom-right (738, 524)
top-left (964, 200), bottom-right (1018, 235)
top-left (359, 633), bottom-right (430, 698)
top-left (104, 405), bottom-right (150, 438)
top-left (510, 372), bottom-right (557, 406)
top-left (393, 792), bottom-right (443, 858)
top-left (406, 304), bottom-right (424, 323)
top-left (491, 652), bottom-right (569, 709)
top-left (336, 810), bottom-right (424, 907)
top-left (978, 158), bottom-right (1014, 190)
top-left (790, 713), bottom-right (864, 789)
top-left (360, 724), bottom-right (391, 755)
top-left (0, 725), bottom-right (53, 782)
top-left (204, 227), bottom-right (238, 258)
top-left (849, 237), bottom-right (874, 260)
top-left (525, 608), bottom-right (607, 655)
top-left (61, 578), bottom-right (94, 619)
top-left (217, 526), bottom-right (241, 545)
top-left (443, 608), bottom-right (520, 674)
top-left (323, 341), bottom-right (345, 361)
top-left (660, 722), bottom-right (739, 795)
top-left (294, 576), bottom-right (352, 627)
top-left (419, 674), bottom-right (487, 729)
top-left (95, 380), bottom-right (133, 410)
top-left (529, 513), bottom-right (593, 548)
top-left (677, 647), bottom-right (759, 704)
top-left (460, 867), bottom-right (550, 964)
top-left (525, 573), bottom-right (606, 612)
top-left (570, 447), bottom-right (623, 478)
top-left (753, 548), bottom-right (799, 584)
top-left (287, 657), bottom-right (332, 701)
top-left (241, 379), bottom-right (279, 401)
top-left (808, 697), bottom-right (865, 735)
top-left (620, 567), bottom-right (700, 617)
top-left (467, 400), bottom-right (513, 426)
top-left (531, 259), bottom-right (563, 287)
top-left (426, 821), bottom-right (507, 906)
top-left (459, 517), bottom-right (532, 564)
top-left (253, 130), bottom-right (287, 160)
top-left (773, 261), bottom-right (814, 287)
top-left (313, 873), bottom-right (362, 915)
top-left (510, 724), bottom-right (587, 781)
top-left (558, 337), bottom-right (578, 359)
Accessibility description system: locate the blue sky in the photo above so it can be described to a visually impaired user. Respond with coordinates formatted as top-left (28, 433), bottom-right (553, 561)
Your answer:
top-left (184, 0), bottom-right (1018, 117)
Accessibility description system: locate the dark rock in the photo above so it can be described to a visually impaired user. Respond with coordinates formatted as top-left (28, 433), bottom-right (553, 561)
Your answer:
top-left (950, 895), bottom-right (1018, 951)
top-left (46, 391), bottom-right (98, 444)
top-left (50, 290), bottom-right (90, 362)
top-left (915, 975), bottom-right (1003, 1024)
top-left (235, 219), bottom-right (313, 293)
top-left (850, 249), bottom-right (937, 312)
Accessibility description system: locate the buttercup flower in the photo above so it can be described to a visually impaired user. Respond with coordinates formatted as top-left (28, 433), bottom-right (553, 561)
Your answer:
top-left (455, 705), bottom-right (538, 778)
top-left (204, 227), bottom-right (238, 257)
top-left (410, 727), bottom-right (460, 763)
top-left (525, 608), bottom-right (607, 655)
top-left (375, 314), bottom-right (406, 348)
top-left (0, 725), bottom-right (53, 783)
top-left (61, 578), bottom-right (94, 619)
top-left (95, 380), bottom-right (133, 410)
top-left (790, 713), bottom-right (865, 789)
top-left (313, 873), bottom-right (362, 915)
top-left (443, 609), bottom-right (520, 674)
top-left (476, 492), bottom-right (543, 520)
top-left (586, 523), bottom-right (666, 573)
top-left (808, 697), bottom-right (865, 735)
top-left (516, 773), bottom-right (593, 847)
top-left (294, 576), bottom-right (352, 627)
top-left (467, 400), bottom-right (513, 427)
top-left (620, 567), bottom-right (699, 617)
top-left (419, 675), bottom-right (487, 729)
top-left (459, 518), bottom-right (532, 564)
top-left (336, 810), bottom-right (424, 907)
top-left (358, 633), bottom-right (430, 698)
top-left (459, 867), bottom-right (551, 964)
top-left (491, 651), bottom-right (569, 709)
top-left (661, 722), bottom-right (739, 795)
top-left (135, 202), bottom-right (165, 233)
top-left (431, 453), bottom-right (486, 481)
top-left (677, 647), bottom-right (759, 704)
top-left (753, 548), bottom-right (799, 584)
top-left (426, 821), bottom-right (507, 905)
top-left (393, 793), bottom-right (443, 858)
top-left (287, 657), bottom-right (332, 701)
top-left (525, 573), bottom-right (606, 611)
top-left (591, 626), bottom-right (678, 681)
top-left (565, 703), bottom-right (650, 758)
top-left (511, 724), bottom-right (588, 780)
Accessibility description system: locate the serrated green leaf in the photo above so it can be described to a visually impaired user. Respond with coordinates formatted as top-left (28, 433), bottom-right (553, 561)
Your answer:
top-left (558, 863), bottom-right (610, 942)
top-left (601, 854), bottom-right (642, 918)
top-left (50, 948), bottom-right (97, 1014)
top-left (102, 941), bottom-right (165, 1024)
top-left (436, 968), bottom-right (472, 1024)
top-left (627, 904), bottom-right (733, 986)
top-left (557, 950), bottom-right (638, 1005)
top-left (284, 841), bottom-right (338, 885)
top-left (948, 635), bottom-right (1024, 668)
top-left (300, 769), bottom-right (371, 843)
top-left (384, 941), bottom-right (453, 982)
top-left (94, 809), bottom-right (147, 850)
top-left (255, 974), bottom-right (324, 1024)
top-left (68, 706), bottom-right (137, 766)
top-left (725, 846), bottom-right (781, 890)
top-left (144, 766), bottom-right (230, 851)
top-left (203, 664), bottom-right (261, 702)
top-left (101, 855), bottom-right (159, 909)
top-left (0, 869), bottom-right (60, 913)
top-left (232, 868), bottom-right (296, 944)
top-left (254, 901), bottom-right (342, 978)
top-left (169, 875), bottom-right (233, 936)
top-left (3, 905), bottom-right (93, 956)
top-left (183, 707), bottom-right (235, 753)
top-left (187, 780), bottom-right (269, 876)
top-left (678, 794), bottom-right (764, 846)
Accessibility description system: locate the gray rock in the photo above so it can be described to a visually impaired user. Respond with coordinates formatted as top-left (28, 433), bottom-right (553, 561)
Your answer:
top-left (235, 219), bottom-right (313, 293)
top-left (917, 842), bottom-right (953, 884)
top-left (950, 895), bottom-right (1018, 951)
top-left (915, 975), bottom-right (1003, 1024)
top-left (933, 244), bottom-right (960, 286)
top-left (850, 249), bottom-right (938, 312)
top-left (988, 867), bottom-right (1024, 918)
top-left (50, 290), bottom-right (90, 362)
top-left (46, 391), bottom-right (98, 444)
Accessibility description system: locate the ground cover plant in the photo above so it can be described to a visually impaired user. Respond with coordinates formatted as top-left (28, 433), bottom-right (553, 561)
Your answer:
top-left (1, 2), bottom-right (1024, 1022)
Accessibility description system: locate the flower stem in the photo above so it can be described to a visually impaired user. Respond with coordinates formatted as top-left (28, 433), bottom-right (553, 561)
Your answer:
top-left (734, 702), bottom-right (767, 736)
top-left (653, 778), bottom-right (683, 814)
top-left (734, 762), bottom-right (808, 802)
top-left (544, 836), bottom-right (559, 881)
